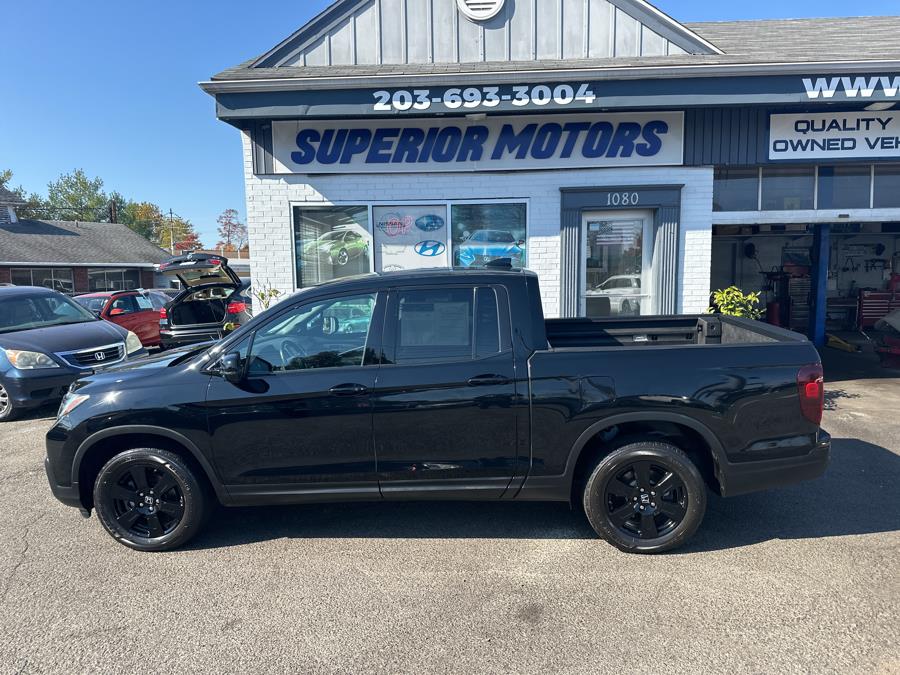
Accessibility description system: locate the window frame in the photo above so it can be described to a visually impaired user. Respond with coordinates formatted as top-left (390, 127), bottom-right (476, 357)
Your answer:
top-left (381, 284), bottom-right (513, 367)
top-left (290, 199), bottom-right (529, 290)
top-left (237, 290), bottom-right (386, 378)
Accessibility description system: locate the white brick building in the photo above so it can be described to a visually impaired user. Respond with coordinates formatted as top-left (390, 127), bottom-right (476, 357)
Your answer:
top-left (202, 0), bottom-right (900, 335)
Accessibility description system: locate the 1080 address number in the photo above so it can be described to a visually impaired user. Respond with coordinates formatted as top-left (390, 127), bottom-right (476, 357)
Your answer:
top-left (372, 84), bottom-right (598, 112)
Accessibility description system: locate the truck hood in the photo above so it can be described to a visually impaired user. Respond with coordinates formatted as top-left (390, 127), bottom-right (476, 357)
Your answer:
top-left (72, 342), bottom-right (214, 390)
top-left (0, 320), bottom-right (126, 354)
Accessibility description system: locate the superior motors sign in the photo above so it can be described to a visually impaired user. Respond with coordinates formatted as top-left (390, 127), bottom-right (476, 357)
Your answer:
top-left (770, 112), bottom-right (900, 160)
top-left (271, 112), bottom-right (683, 174)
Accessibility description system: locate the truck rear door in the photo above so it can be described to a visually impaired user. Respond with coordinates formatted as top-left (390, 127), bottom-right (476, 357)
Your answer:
top-left (373, 284), bottom-right (521, 498)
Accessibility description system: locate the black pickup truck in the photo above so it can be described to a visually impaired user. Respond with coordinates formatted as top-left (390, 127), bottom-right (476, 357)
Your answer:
top-left (45, 268), bottom-right (829, 553)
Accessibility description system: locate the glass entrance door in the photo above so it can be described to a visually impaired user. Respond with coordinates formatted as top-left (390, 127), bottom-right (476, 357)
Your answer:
top-left (580, 210), bottom-right (654, 317)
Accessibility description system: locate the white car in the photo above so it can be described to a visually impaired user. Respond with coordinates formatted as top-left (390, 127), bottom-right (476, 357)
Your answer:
top-left (589, 275), bottom-right (642, 315)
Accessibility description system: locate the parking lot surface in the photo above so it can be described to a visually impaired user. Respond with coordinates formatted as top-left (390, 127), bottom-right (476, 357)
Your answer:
top-left (1, 368), bottom-right (898, 673)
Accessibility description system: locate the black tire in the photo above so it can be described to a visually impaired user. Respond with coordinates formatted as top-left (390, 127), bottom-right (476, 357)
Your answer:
top-left (93, 448), bottom-right (209, 552)
top-left (620, 300), bottom-right (631, 315)
top-left (333, 248), bottom-right (349, 266)
top-left (583, 440), bottom-right (707, 554)
top-left (0, 382), bottom-right (20, 422)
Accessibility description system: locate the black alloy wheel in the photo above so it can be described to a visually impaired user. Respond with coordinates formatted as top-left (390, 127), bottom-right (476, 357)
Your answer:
top-left (603, 460), bottom-right (687, 539)
top-left (94, 448), bottom-right (209, 551)
top-left (583, 440), bottom-right (707, 554)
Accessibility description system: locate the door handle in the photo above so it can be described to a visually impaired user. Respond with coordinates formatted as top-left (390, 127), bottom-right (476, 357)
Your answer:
top-left (467, 375), bottom-right (511, 387)
top-left (329, 383), bottom-right (369, 396)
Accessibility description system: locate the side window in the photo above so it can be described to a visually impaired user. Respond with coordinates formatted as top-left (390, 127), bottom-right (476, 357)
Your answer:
top-left (247, 293), bottom-right (377, 374)
top-left (135, 294), bottom-right (153, 311)
top-left (110, 295), bottom-right (138, 315)
top-left (393, 286), bottom-right (503, 364)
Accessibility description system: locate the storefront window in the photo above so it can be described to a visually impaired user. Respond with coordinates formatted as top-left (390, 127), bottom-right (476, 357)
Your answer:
top-left (874, 164), bottom-right (900, 208)
top-left (761, 166), bottom-right (815, 210)
top-left (293, 206), bottom-right (371, 287)
top-left (88, 268), bottom-right (140, 291)
top-left (817, 165), bottom-right (871, 209)
top-left (10, 268), bottom-right (74, 293)
top-left (583, 218), bottom-right (646, 317)
top-left (373, 205), bottom-right (449, 272)
top-left (713, 168), bottom-right (759, 211)
top-left (451, 203), bottom-right (527, 269)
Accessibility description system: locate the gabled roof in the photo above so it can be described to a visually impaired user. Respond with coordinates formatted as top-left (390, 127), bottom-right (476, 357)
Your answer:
top-left (0, 220), bottom-right (170, 266)
top-left (0, 187), bottom-right (26, 206)
top-left (205, 12), bottom-right (900, 90)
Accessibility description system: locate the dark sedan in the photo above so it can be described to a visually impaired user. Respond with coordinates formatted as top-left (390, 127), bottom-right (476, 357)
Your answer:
top-left (0, 286), bottom-right (147, 421)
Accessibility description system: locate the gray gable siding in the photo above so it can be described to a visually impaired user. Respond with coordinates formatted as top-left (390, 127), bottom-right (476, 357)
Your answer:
top-left (267, 0), bottom-right (710, 68)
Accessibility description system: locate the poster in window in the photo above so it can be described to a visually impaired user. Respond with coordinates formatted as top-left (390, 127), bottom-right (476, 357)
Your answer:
top-left (293, 206), bottom-right (372, 287)
top-left (373, 205), bottom-right (449, 272)
top-left (451, 203), bottom-right (527, 269)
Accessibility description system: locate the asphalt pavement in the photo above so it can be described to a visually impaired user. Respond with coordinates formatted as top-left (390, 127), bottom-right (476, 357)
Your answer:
top-left (0, 357), bottom-right (898, 674)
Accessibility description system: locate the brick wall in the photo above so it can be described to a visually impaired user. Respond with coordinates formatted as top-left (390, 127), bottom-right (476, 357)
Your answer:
top-left (72, 267), bottom-right (89, 294)
top-left (240, 131), bottom-right (714, 317)
top-left (0, 267), bottom-right (10, 284)
top-left (140, 270), bottom-right (155, 289)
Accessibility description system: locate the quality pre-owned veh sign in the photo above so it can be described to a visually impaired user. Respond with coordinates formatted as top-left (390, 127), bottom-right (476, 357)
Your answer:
top-left (272, 112), bottom-right (684, 174)
top-left (770, 111), bottom-right (900, 160)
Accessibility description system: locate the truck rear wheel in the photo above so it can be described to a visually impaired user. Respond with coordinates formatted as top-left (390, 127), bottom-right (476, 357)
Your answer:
top-left (583, 440), bottom-right (706, 554)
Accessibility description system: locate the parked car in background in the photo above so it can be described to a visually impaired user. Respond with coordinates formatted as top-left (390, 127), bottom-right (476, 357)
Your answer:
top-left (74, 290), bottom-right (171, 348)
top-left (0, 286), bottom-right (146, 421)
top-left (455, 229), bottom-right (525, 268)
top-left (45, 268), bottom-right (827, 553)
top-left (588, 274), bottom-right (643, 315)
top-left (301, 229), bottom-right (369, 267)
top-left (156, 253), bottom-right (252, 349)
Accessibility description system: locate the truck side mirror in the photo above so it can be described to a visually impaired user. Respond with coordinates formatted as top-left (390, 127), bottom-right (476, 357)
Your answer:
top-left (220, 352), bottom-right (244, 384)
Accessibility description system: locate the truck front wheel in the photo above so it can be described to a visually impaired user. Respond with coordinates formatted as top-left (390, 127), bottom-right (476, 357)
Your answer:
top-left (583, 440), bottom-right (707, 554)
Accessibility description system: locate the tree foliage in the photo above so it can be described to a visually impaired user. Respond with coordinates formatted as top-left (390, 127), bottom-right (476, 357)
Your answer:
top-left (216, 208), bottom-right (248, 251)
top-left (2, 167), bottom-right (206, 251)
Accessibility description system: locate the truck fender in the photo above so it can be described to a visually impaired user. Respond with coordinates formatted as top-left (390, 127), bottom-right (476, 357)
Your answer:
top-left (563, 411), bottom-right (727, 485)
top-left (72, 425), bottom-right (229, 503)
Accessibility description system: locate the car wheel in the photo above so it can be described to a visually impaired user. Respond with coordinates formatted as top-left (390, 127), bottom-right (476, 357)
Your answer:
top-left (0, 382), bottom-right (20, 422)
top-left (333, 248), bottom-right (349, 266)
top-left (620, 300), bottom-right (631, 315)
top-left (93, 448), bottom-right (210, 552)
top-left (583, 440), bottom-right (707, 554)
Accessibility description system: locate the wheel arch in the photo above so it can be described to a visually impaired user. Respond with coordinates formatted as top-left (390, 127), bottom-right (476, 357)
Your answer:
top-left (73, 425), bottom-right (227, 509)
top-left (565, 412), bottom-right (726, 499)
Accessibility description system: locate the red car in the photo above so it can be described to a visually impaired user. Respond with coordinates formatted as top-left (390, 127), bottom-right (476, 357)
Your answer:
top-left (74, 290), bottom-right (171, 348)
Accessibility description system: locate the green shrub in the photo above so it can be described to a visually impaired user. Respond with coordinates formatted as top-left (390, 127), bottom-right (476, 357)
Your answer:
top-left (709, 286), bottom-right (763, 320)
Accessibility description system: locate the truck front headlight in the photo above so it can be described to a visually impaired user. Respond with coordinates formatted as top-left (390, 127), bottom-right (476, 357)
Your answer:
top-left (3, 349), bottom-right (60, 370)
top-left (125, 331), bottom-right (143, 355)
top-left (58, 392), bottom-right (89, 418)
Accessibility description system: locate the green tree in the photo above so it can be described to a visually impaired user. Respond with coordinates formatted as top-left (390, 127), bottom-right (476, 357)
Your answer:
top-left (45, 169), bottom-right (108, 221)
top-left (709, 287), bottom-right (763, 320)
top-left (0, 168), bottom-right (46, 219)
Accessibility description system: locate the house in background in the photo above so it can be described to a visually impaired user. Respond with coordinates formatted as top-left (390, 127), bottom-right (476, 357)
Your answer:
top-left (0, 189), bottom-right (170, 293)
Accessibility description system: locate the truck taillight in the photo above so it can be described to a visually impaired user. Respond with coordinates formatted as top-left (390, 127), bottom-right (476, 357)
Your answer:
top-left (797, 364), bottom-right (824, 425)
top-left (227, 301), bottom-right (246, 315)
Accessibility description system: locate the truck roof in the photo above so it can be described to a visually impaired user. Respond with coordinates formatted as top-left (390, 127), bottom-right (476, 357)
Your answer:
top-left (310, 266), bottom-right (536, 290)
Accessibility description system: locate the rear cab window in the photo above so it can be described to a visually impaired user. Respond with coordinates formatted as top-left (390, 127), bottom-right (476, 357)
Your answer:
top-left (385, 285), bottom-right (510, 365)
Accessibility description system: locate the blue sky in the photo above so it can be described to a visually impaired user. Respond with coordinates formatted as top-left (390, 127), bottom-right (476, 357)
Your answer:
top-left (2, 0), bottom-right (897, 244)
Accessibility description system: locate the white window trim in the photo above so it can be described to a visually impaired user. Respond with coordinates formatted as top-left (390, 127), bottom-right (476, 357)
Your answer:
top-left (289, 198), bottom-right (530, 290)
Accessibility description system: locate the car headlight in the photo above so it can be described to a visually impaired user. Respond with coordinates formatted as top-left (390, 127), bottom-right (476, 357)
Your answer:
top-left (3, 349), bottom-right (60, 370)
top-left (124, 331), bottom-right (143, 355)
top-left (58, 392), bottom-right (89, 418)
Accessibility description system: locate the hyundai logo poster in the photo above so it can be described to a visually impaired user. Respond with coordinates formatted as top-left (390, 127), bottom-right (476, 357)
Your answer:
top-left (373, 205), bottom-right (450, 271)
top-left (272, 112), bottom-right (684, 174)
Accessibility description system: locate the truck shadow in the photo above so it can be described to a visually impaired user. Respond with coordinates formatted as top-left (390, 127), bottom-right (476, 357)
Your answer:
top-left (190, 436), bottom-right (899, 552)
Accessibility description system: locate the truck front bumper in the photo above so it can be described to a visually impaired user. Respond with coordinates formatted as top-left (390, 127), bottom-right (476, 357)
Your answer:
top-left (720, 430), bottom-right (831, 497)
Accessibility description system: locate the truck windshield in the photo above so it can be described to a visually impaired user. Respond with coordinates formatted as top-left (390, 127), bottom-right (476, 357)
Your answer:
top-left (0, 294), bottom-right (98, 334)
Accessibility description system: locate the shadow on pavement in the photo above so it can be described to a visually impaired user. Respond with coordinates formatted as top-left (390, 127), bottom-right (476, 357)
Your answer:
top-left (189, 436), bottom-right (899, 552)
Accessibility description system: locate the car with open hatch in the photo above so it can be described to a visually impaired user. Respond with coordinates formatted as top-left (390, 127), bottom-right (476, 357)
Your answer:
top-left (45, 267), bottom-right (828, 553)
top-left (155, 252), bottom-right (252, 349)
top-left (0, 286), bottom-right (146, 421)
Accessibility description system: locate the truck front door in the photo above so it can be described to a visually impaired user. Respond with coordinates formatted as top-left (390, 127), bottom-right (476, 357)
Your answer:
top-left (372, 285), bottom-right (522, 498)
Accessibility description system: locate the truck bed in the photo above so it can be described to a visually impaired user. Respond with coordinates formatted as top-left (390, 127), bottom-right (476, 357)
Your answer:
top-left (545, 315), bottom-right (804, 349)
